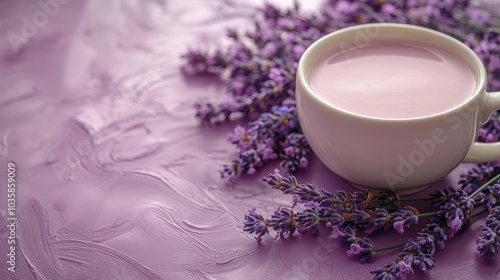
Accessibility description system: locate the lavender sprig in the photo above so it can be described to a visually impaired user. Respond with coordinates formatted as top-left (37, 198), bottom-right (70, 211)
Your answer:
top-left (342, 226), bottom-right (377, 264)
top-left (244, 170), bottom-right (456, 265)
top-left (245, 171), bottom-right (500, 279)
top-left (181, 50), bottom-right (228, 75)
top-left (459, 161), bottom-right (500, 194)
top-left (189, 2), bottom-right (335, 126)
top-left (473, 182), bottom-right (500, 209)
top-left (476, 206), bottom-right (500, 259)
top-left (371, 176), bottom-right (500, 279)
top-left (436, 190), bottom-right (474, 237)
top-left (243, 207), bottom-right (269, 243)
top-left (220, 100), bottom-right (311, 179)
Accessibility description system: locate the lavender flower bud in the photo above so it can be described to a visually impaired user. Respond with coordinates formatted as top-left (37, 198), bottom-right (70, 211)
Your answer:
top-left (353, 190), bottom-right (375, 209)
top-left (295, 208), bottom-right (320, 233)
top-left (474, 183), bottom-right (500, 209)
top-left (376, 191), bottom-right (401, 211)
top-left (346, 237), bottom-right (376, 264)
top-left (371, 262), bottom-right (399, 280)
top-left (437, 190), bottom-right (474, 237)
top-left (352, 209), bottom-right (375, 232)
top-left (476, 206), bottom-right (500, 258)
top-left (372, 208), bottom-right (391, 230)
top-left (459, 162), bottom-right (500, 194)
top-left (269, 206), bottom-right (297, 236)
top-left (391, 206), bottom-right (419, 234)
top-left (430, 187), bottom-right (456, 206)
top-left (243, 207), bottom-right (269, 243)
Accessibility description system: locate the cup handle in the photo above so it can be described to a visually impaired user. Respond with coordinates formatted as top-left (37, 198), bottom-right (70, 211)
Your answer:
top-left (464, 91), bottom-right (500, 163)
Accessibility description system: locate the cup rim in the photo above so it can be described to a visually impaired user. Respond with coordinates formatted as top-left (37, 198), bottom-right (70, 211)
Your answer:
top-left (297, 23), bottom-right (487, 122)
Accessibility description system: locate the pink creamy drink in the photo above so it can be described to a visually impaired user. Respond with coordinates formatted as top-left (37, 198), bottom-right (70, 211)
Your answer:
top-left (309, 42), bottom-right (476, 119)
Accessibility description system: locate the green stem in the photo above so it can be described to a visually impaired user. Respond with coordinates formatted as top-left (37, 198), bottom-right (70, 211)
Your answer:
top-left (418, 211), bottom-right (438, 218)
top-left (471, 203), bottom-right (500, 219)
top-left (374, 244), bottom-right (404, 252)
top-left (471, 208), bottom-right (489, 219)
top-left (469, 174), bottom-right (500, 199)
top-left (411, 175), bottom-right (500, 218)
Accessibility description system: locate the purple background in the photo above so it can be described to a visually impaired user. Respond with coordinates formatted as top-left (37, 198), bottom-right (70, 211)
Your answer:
top-left (1, 0), bottom-right (499, 279)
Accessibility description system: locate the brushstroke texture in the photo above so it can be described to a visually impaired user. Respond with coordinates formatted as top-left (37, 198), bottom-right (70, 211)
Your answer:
top-left (0, 0), bottom-right (499, 279)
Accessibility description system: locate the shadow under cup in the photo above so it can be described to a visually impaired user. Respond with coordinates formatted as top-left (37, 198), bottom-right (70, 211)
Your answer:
top-left (295, 23), bottom-right (488, 195)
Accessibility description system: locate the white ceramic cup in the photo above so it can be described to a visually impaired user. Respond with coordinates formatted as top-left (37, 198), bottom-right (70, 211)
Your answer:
top-left (296, 23), bottom-right (500, 194)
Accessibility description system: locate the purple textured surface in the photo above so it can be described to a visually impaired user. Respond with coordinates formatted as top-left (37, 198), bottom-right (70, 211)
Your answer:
top-left (0, 0), bottom-right (499, 279)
